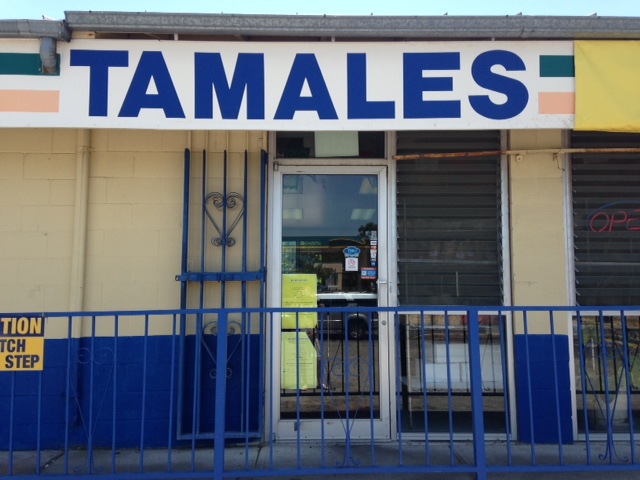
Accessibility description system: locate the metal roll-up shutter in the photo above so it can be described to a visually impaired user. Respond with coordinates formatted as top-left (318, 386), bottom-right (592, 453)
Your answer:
top-left (571, 131), bottom-right (640, 306)
top-left (396, 131), bottom-right (503, 306)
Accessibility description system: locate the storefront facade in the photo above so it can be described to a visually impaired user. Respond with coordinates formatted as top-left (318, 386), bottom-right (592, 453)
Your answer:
top-left (1, 12), bottom-right (640, 449)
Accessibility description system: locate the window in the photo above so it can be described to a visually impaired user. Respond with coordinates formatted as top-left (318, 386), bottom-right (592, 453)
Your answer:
top-left (572, 131), bottom-right (640, 306)
top-left (275, 131), bottom-right (385, 158)
top-left (396, 131), bottom-right (503, 306)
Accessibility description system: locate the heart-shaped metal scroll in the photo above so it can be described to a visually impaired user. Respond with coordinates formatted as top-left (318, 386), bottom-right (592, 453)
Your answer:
top-left (203, 191), bottom-right (245, 247)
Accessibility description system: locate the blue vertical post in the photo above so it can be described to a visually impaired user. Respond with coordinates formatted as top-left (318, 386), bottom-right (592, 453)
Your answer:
top-left (167, 314), bottom-right (178, 472)
top-left (196, 149), bottom-right (208, 438)
top-left (87, 316), bottom-right (96, 474)
top-left (176, 149), bottom-right (190, 440)
top-left (200, 149), bottom-right (207, 309)
top-left (394, 312), bottom-right (403, 464)
top-left (180, 149), bottom-right (190, 310)
top-left (139, 315), bottom-right (150, 473)
top-left (258, 150), bottom-right (267, 438)
top-left (620, 311), bottom-right (636, 463)
top-left (575, 312), bottom-right (593, 463)
top-left (420, 311), bottom-right (431, 464)
top-left (497, 313), bottom-right (512, 463)
top-left (214, 311), bottom-right (229, 478)
top-left (445, 312), bottom-right (454, 463)
top-left (467, 308), bottom-right (488, 480)
top-left (241, 151), bottom-right (249, 437)
top-left (36, 372), bottom-right (42, 475)
top-left (549, 311), bottom-right (564, 461)
top-left (260, 150), bottom-right (267, 302)
top-left (598, 311), bottom-right (615, 464)
top-left (64, 318), bottom-right (73, 474)
top-left (8, 372), bottom-right (15, 475)
top-left (112, 315), bottom-right (119, 473)
top-left (242, 150), bottom-right (248, 276)
top-left (221, 150), bottom-right (228, 307)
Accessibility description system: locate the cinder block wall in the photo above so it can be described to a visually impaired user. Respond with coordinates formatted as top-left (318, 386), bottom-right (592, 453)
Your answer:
top-left (508, 130), bottom-right (570, 311)
top-left (0, 129), bottom-right (77, 312)
top-left (0, 128), bottom-right (266, 321)
top-left (86, 129), bottom-right (187, 312)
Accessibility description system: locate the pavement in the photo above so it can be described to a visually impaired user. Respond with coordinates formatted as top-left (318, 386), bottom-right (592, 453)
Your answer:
top-left (3, 441), bottom-right (640, 479)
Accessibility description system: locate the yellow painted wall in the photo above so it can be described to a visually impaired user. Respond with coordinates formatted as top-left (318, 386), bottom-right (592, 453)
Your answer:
top-left (0, 128), bottom-right (266, 337)
top-left (508, 130), bottom-right (570, 333)
top-left (85, 129), bottom-right (187, 312)
top-left (0, 129), bottom-right (76, 312)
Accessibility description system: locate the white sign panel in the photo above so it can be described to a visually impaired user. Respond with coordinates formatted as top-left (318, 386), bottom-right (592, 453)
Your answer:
top-left (0, 39), bottom-right (574, 130)
top-left (345, 257), bottom-right (359, 272)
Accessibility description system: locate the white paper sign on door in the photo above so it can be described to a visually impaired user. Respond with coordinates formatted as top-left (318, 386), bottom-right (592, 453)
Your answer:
top-left (345, 257), bottom-right (359, 272)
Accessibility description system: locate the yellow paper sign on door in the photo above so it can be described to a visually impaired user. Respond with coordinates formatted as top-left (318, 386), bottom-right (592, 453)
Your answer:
top-left (281, 332), bottom-right (318, 390)
top-left (282, 274), bottom-right (317, 329)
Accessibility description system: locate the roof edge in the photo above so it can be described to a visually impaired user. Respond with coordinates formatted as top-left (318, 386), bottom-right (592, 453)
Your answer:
top-left (0, 19), bottom-right (71, 41)
top-left (4, 13), bottom-right (640, 41)
top-left (62, 12), bottom-right (640, 39)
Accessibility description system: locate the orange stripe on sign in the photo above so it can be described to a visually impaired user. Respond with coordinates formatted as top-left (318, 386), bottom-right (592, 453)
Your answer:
top-left (538, 92), bottom-right (575, 115)
top-left (0, 90), bottom-right (59, 112)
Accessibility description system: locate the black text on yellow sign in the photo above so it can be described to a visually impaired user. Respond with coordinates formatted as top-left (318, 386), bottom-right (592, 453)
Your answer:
top-left (0, 317), bottom-right (45, 371)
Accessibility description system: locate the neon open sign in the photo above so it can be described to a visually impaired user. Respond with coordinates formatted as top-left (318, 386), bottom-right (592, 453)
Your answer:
top-left (586, 201), bottom-right (640, 232)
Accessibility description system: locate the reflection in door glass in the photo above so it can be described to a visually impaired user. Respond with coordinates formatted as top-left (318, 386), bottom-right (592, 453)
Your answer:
top-left (282, 174), bottom-right (378, 293)
top-left (280, 174), bottom-right (381, 421)
top-left (399, 314), bottom-right (507, 434)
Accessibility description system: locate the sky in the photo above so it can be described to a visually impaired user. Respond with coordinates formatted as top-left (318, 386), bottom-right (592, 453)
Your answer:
top-left (2, 0), bottom-right (640, 20)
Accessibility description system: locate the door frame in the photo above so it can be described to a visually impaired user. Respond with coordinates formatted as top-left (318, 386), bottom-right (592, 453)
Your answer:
top-left (267, 164), bottom-right (392, 440)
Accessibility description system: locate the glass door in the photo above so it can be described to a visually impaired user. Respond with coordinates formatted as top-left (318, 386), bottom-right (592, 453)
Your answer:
top-left (270, 166), bottom-right (390, 440)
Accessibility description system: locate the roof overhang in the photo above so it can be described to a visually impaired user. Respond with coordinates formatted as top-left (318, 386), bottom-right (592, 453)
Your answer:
top-left (0, 19), bottom-right (71, 41)
top-left (62, 12), bottom-right (640, 40)
top-left (3, 12), bottom-right (640, 41)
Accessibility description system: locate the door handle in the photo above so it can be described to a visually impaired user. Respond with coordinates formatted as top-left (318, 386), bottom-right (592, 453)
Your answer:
top-left (377, 279), bottom-right (391, 293)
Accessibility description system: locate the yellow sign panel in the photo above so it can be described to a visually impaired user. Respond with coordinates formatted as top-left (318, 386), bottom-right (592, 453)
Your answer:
top-left (575, 40), bottom-right (640, 132)
top-left (0, 317), bottom-right (45, 371)
top-left (282, 274), bottom-right (317, 329)
top-left (281, 332), bottom-right (318, 390)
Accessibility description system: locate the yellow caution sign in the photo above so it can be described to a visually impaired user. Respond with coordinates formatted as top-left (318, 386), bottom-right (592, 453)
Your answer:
top-left (0, 317), bottom-right (45, 371)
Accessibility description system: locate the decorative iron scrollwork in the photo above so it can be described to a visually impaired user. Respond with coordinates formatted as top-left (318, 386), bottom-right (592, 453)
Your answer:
top-left (322, 356), bottom-right (371, 467)
top-left (581, 324), bottom-right (639, 463)
top-left (71, 347), bottom-right (114, 474)
top-left (201, 319), bottom-right (243, 380)
top-left (204, 192), bottom-right (244, 247)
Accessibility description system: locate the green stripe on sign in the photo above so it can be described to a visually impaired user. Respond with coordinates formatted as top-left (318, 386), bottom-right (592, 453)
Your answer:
top-left (0, 53), bottom-right (59, 75)
top-left (540, 55), bottom-right (575, 77)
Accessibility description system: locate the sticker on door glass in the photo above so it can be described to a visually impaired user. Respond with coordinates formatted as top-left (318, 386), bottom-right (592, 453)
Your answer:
top-left (345, 257), bottom-right (359, 272)
top-left (343, 246), bottom-right (360, 272)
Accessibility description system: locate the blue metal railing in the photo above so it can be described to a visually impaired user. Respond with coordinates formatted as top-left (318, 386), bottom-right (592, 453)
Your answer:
top-left (2, 305), bottom-right (640, 479)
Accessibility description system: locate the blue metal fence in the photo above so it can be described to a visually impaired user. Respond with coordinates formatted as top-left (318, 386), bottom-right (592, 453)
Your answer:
top-left (1, 306), bottom-right (640, 479)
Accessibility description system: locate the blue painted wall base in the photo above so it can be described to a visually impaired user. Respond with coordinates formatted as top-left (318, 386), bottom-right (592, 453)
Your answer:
top-left (0, 335), bottom-right (261, 450)
top-left (516, 334), bottom-right (573, 444)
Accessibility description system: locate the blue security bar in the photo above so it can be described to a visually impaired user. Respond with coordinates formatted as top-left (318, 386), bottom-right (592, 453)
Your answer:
top-left (174, 149), bottom-right (267, 442)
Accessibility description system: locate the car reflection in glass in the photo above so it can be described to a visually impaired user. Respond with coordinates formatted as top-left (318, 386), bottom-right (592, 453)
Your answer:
top-left (316, 292), bottom-right (378, 340)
